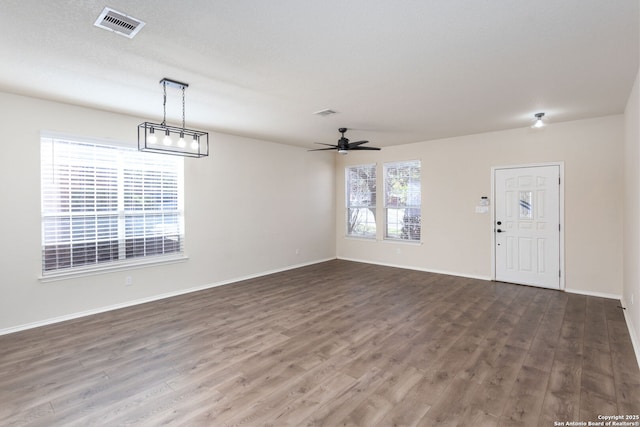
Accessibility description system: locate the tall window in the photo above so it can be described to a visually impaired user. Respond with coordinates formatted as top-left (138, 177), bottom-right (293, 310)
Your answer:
top-left (41, 135), bottom-right (184, 275)
top-left (384, 160), bottom-right (421, 241)
top-left (346, 164), bottom-right (376, 238)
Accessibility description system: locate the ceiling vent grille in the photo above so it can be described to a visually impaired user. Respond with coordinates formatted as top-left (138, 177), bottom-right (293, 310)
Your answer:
top-left (94, 7), bottom-right (145, 39)
top-left (313, 108), bottom-right (338, 117)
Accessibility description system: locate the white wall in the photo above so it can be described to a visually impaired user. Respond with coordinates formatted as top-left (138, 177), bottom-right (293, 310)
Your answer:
top-left (623, 69), bottom-right (640, 358)
top-left (0, 88), bottom-right (630, 335)
top-left (337, 115), bottom-right (624, 297)
top-left (0, 91), bottom-right (336, 332)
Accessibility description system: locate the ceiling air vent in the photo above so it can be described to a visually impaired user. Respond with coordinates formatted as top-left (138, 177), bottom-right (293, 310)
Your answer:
top-left (313, 108), bottom-right (338, 117)
top-left (94, 7), bottom-right (145, 39)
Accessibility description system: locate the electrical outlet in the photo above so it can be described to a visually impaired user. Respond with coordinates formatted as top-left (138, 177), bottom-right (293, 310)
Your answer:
top-left (125, 275), bottom-right (133, 286)
top-left (295, 248), bottom-right (300, 255)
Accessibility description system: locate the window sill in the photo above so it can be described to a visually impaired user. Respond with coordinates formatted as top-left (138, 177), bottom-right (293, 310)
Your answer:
top-left (381, 238), bottom-right (423, 246)
top-left (39, 254), bottom-right (188, 282)
top-left (343, 235), bottom-right (423, 246)
top-left (344, 235), bottom-right (377, 241)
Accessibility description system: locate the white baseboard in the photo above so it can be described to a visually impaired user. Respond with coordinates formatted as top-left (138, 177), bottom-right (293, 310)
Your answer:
top-left (0, 257), bottom-right (335, 336)
top-left (564, 288), bottom-right (622, 300)
top-left (336, 256), bottom-right (492, 281)
top-left (621, 295), bottom-right (640, 370)
top-left (338, 258), bottom-right (627, 301)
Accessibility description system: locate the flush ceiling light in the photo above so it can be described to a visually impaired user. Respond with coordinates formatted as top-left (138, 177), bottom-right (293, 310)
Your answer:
top-left (532, 112), bottom-right (545, 128)
top-left (138, 78), bottom-right (209, 158)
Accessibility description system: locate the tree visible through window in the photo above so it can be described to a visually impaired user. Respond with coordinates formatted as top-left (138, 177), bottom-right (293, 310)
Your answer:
top-left (346, 164), bottom-right (376, 238)
top-left (41, 136), bottom-right (184, 274)
top-left (384, 160), bottom-right (421, 241)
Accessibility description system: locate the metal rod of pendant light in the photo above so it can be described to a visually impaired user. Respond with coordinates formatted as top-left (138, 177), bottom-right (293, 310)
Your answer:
top-left (179, 85), bottom-right (186, 148)
top-left (162, 79), bottom-right (167, 126)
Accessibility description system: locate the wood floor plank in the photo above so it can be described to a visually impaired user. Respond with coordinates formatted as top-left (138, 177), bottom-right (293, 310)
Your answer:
top-left (504, 291), bottom-right (552, 350)
top-left (260, 371), bottom-right (357, 426)
top-left (64, 381), bottom-right (177, 427)
top-left (457, 288), bottom-right (531, 384)
top-left (373, 388), bottom-right (431, 427)
top-left (583, 296), bottom-right (611, 351)
top-left (538, 293), bottom-right (586, 426)
top-left (295, 365), bottom-right (394, 426)
top-left (337, 364), bottom-right (424, 427)
top-left (106, 382), bottom-right (224, 427)
top-left (224, 362), bottom-right (355, 426)
top-left (606, 318), bottom-right (640, 415)
top-left (522, 292), bottom-right (567, 373)
top-left (470, 344), bottom-right (529, 417)
top-left (498, 365), bottom-right (549, 426)
top-left (0, 260), bottom-right (638, 426)
top-left (419, 376), bottom-right (498, 427)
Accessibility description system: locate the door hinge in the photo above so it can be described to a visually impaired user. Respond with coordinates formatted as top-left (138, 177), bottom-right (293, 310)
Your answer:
top-left (558, 177), bottom-right (561, 185)
top-left (559, 224), bottom-right (561, 232)
top-left (559, 270), bottom-right (562, 278)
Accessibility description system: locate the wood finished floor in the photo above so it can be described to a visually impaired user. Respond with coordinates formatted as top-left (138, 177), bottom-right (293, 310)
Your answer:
top-left (1, 260), bottom-right (639, 426)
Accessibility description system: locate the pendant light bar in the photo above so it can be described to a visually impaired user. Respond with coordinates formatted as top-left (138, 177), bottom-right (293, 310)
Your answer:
top-left (138, 122), bottom-right (208, 157)
top-left (138, 78), bottom-right (209, 157)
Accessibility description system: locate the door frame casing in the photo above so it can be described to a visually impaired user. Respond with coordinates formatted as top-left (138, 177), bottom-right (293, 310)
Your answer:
top-left (490, 162), bottom-right (565, 290)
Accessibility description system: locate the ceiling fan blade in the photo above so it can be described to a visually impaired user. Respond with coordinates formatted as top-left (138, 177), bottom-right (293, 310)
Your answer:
top-left (347, 140), bottom-right (369, 148)
top-left (310, 129), bottom-right (380, 153)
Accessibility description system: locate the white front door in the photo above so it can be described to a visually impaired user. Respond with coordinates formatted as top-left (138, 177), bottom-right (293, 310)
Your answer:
top-left (494, 165), bottom-right (561, 289)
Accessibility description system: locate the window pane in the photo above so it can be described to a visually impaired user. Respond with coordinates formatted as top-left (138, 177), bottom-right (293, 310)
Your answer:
top-left (347, 208), bottom-right (376, 238)
top-left (346, 164), bottom-right (376, 238)
top-left (384, 160), bottom-right (421, 241)
top-left (125, 213), bottom-right (182, 258)
top-left (519, 191), bottom-right (533, 219)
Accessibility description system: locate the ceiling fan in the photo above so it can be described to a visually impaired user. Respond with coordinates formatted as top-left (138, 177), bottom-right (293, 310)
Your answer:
top-left (309, 128), bottom-right (381, 154)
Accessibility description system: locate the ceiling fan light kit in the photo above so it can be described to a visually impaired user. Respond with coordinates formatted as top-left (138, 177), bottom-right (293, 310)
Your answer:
top-left (138, 78), bottom-right (209, 158)
top-left (309, 128), bottom-right (381, 154)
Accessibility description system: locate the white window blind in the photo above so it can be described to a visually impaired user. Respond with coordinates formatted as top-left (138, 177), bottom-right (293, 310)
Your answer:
top-left (346, 164), bottom-right (376, 238)
top-left (41, 136), bottom-right (184, 275)
top-left (384, 160), bottom-right (421, 241)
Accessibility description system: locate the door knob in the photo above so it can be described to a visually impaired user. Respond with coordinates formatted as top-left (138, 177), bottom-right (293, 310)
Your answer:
top-left (496, 229), bottom-right (505, 233)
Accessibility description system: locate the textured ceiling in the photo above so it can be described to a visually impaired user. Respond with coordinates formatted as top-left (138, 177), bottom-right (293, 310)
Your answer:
top-left (0, 0), bottom-right (637, 148)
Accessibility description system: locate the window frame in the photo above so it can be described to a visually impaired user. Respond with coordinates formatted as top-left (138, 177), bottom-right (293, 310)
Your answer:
top-left (345, 163), bottom-right (377, 239)
top-left (383, 160), bottom-right (422, 242)
top-left (40, 133), bottom-right (186, 280)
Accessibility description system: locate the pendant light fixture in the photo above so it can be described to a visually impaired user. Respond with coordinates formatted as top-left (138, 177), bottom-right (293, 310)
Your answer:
top-left (138, 78), bottom-right (209, 157)
top-left (532, 112), bottom-right (545, 128)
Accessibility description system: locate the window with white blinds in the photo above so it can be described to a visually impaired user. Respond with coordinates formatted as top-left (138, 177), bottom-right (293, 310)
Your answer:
top-left (346, 164), bottom-right (377, 238)
top-left (41, 136), bottom-right (184, 275)
top-left (384, 160), bottom-right (421, 241)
